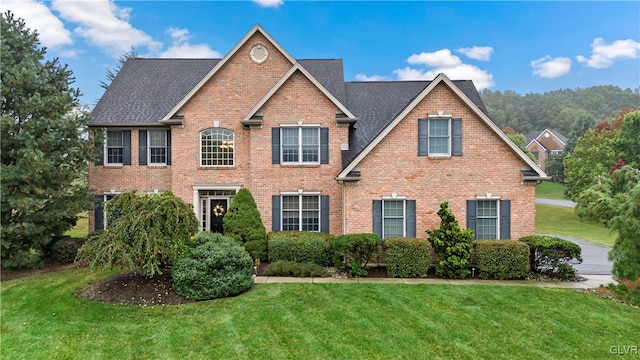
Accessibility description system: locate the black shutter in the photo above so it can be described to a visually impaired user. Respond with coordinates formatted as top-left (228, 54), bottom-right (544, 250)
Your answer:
top-left (166, 129), bottom-right (172, 165)
top-left (94, 195), bottom-right (104, 231)
top-left (123, 130), bottom-right (131, 165)
top-left (138, 130), bottom-right (147, 165)
top-left (373, 200), bottom-right (382, 239)
top-left (320, 195), bottom-right (329, 233)
top-left (466, 200), bottom-right (477, 240)
top-left (272, 195), bottom-right (281, 231)
top-left (452, 119), bottom-right (462, 156)
top-left (500, 199), bottom-right (511, 239)
top-left (418, 119), bottom-right (428, 156)
top-left (406, 200), bottom-right (416, 238)
top-left (94, 129), bottom-right (104, 165)
top-left (272, 128), bottom-right (280, 164)
top-left (320, 127), bottom-right (329, 164)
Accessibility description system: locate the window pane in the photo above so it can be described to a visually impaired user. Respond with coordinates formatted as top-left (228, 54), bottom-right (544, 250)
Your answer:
top-left (477, 201), bottom-right (497, 217)
top-left (429, 138), bottom-right (448, 154)
top-left (428, 119), bottom-right (450, 155)
top-left (429, 119), bottom-right (448, 136)
top-left (383, 200), bottom-right (404, 238)
top-left (107, 131), bottom-right (123, 147)
top-left (149, 131), bottom-right (166, 147)
top-left (282, 196), bottom-right (300, 231)
top-left (384, 218), bottom-right (404, 238)
top-left (384, 200), bottom-right (403, 217)
top-left (477, 200), bottom-right (498, 239)
top-left (201, 129), bottom-right (234, 166)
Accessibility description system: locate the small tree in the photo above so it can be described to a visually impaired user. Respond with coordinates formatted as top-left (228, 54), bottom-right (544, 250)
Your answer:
top-left (426, 202), bottom-right (474, 279)
top-left (77, 191), bottom-right (198, 277)
top-left (223, 188), bottom-right (267, 259)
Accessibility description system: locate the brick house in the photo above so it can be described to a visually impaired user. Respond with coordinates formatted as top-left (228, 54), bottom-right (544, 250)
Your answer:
top-left (88, 25), bottom-right (548, 241)
top-left (525, 128), bottom-right (567, 173)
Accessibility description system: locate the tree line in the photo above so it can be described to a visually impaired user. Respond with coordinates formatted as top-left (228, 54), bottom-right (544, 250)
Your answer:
top-left (481, 86), bottom-right (640, 135)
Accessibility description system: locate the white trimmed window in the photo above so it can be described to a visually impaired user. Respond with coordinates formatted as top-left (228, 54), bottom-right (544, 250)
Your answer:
top-left (201, 128), bottom-right (234, 166)
top-left (282, 195), bottom-right (320, 231)
top-left (383, 200), bottom-right (405, 238)
top-left (148, 130), bottom-right (167, 165)
top-left (476, 200), bottom-right (498, 239)
top-left (106, 130), bottom-right (124, 164)
top-left (281, 127), bottom-right (319, 164)
top-left (428, 118), bottom-right (450, 156)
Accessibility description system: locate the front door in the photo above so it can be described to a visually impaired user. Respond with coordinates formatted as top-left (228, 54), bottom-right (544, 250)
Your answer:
top-left (210, 199), bottom-right (228, 233)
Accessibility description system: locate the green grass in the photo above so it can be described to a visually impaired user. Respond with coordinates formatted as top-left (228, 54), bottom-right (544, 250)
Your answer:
top-left (2, 270), bottom-right (638, 359)
top-left (535, 204), bottom-right (617, 247)
top-left (63, 212), bottom-right (88, 238)
top-left (535, 181), bottom-right (567, 200)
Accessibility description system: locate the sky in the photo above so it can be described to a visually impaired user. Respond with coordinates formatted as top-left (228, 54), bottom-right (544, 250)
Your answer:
top-left (3, 0), bottom-right (640, 109)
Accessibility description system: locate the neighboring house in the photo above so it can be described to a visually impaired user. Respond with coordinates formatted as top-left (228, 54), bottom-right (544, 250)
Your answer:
top-left (525, 129), bottom-right (567, 172)
top-left (88, 25), bottom-right (548, 241)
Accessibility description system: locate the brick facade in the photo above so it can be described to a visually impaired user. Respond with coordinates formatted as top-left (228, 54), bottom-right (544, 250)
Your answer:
top-left (89, 26), bottom-right (544, 240)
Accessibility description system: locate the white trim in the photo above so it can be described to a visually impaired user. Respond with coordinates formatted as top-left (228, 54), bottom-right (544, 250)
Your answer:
top-left (162, 25), bottom-right (296, 122)
top-left (280, 126), bottom-right (320, 165)
top-left (191, 185), bottom-right (241, 232)
top-left (242, 63), bottom-right (357, 122)
top-left (475, 199), bottom-right (500, 240)
top-left (476, 192), bottom-right (501, 200)
top-left (280, 193), bottom-right (321, 232)
top-left (427, 118), bottom-right (452, 157)
top-left (147, 129), bottom-right (167, 166)
top-left (382, 199), bottom-right (406, 238)
top-left (337, 73), bottom-right (547, 180)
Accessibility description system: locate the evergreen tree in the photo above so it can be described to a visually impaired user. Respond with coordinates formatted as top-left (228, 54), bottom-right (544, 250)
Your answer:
top-left (426, 202), bottom-right (474, 279)
top-left (0, 12), bottom-right (99, 268)
top-left (223, 188), bottom-right (267, 259)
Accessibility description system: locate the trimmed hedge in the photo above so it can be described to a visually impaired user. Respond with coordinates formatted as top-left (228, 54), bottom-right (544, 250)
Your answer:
top-left (384, 237), bottom-right (431, 278)
top-left (264, 261), bottom-right (326, 277)
top-left (474, 240), bottom-right (530, 280)
top-left (330, 233), bottom-right (379, 277)
top-left (520, 235), bottom-right (582, 279)
top-left (51, 237), bottom-right (85, 263)
top-left (172, 234), bottom-right (253, 301)
top-left (267, 231), bottom-right (333, 266)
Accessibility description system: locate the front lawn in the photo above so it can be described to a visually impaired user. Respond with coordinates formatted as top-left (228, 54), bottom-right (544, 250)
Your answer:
top-left (2, 270), bottom-right (638, 359)
top-left (535, 181), bottom-right (567, 200)
top-left (535, 204), bottom-right (617, 247)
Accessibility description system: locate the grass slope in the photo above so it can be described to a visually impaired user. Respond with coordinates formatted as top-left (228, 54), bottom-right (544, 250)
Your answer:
top-left (535, 181), bottom-right (567, 200)
top-left (2, 270), bottom-right (638, 359)
top-left (535, 204), bottom-right (616, 247)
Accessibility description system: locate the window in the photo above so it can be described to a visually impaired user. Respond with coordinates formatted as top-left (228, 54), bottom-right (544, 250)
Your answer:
top-left (201, 128), bottom-right (234, 166)
top-left (148, 130), bottom-right (167, 164)
top-left (282, 195), bottom-right (320, 231)
top-left (282, 127), bottom-right (319, 164)
top-left (476, 200), bottom-right (498, 239)
top-left (428, 118), bottom-right (450, 155)
top-left (532, 151), bottom-right (539, 160)
top-left (550, 150), bottom-right (563, 155)
top-left (383, 200), bottom-right (405, 238)
top-left (418, 118), bottom-right (461, 157)
top-left (106, 130), bottom-right (123, 164)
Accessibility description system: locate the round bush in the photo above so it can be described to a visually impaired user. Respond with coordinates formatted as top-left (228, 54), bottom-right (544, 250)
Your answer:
top-left (52, 237), bottom-right (85, 263)
top-left (172, 236), bottom-right (253, 301)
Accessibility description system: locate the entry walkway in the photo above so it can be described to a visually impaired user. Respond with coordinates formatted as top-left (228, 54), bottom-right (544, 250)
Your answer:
top-left (254, 274), bottom-right (616, 289)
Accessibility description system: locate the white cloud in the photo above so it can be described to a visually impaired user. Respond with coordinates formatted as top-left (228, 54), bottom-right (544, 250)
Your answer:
top-left (576, 37), bottom-right (640, 68)
top-left (397, 49), bottom-right (495, 90)
top-left (253, 0), bottom-right (284, 8)
top-left (355, 73), bottom-right (388, 81)
top-left (51, 0), bottom-right (161, 58)
top-left (456, 46), bottom-right (494, 61)
top-left (407, 49), bottom-right (462, 67)
top-left (159, 27), bottom-right (221, 58)
top-left (1, 0), bottom-right (72, 48)
top-left (531, 56), bottom-right (572, 78)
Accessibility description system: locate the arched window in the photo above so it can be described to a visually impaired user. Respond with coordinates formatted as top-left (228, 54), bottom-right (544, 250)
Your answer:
top-left (200, 128), bottom-right (234, 166)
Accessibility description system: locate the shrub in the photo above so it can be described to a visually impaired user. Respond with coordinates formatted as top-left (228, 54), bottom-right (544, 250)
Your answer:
top-left (384, 238), bottom-right (431, 278)
top-left (520, 235), bottom-right (583, 279)
top-left (330, 233), bottom-right (379, 277)
top-left (172, 235), bottom-right (253, 301)
top-left (77, 191), bottom-right (199, 277)
top-left (427, 202), bottom-right (474, 279)
top-left (223, 188), bottom-right (267, 260)
top-left (51, 237), bottom-right (85, 263)
top-left (473, 240), bottom-right (530, 280)
top-left (264, 261), bottom-right (326, 277)
top-left (190, 231), bottom-right (235, 247)
top-left (267, 231), bottom-right (333, 266)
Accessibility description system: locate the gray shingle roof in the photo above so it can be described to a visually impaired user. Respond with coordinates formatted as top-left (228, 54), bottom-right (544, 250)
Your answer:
top-left (298, 59), bottom-right (346, 105)
top-left (90, 58), bottom-right (220, 124)
top-left (342, 80), bottom-right (489, 167)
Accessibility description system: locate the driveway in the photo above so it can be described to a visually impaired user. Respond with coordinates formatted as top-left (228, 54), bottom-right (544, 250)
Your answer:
top-left (541, 234), bottom-right (613, 275)
top-left (535, 198), bottom-right (576, 208)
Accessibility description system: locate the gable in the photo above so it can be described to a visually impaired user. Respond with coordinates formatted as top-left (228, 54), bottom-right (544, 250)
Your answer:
top-left (338, 73), bottom-right (547, 180)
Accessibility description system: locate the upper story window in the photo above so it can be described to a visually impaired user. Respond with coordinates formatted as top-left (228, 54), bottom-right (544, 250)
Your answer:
top-left (201, 128), bottom-right (234, 167)
top-left (148, 130), bottom-right (167, 165)
top-left (282, 127), bottom-right (319, 164)
top-left (418, 117), bottom-right (462, 157)
top-left (106, 130), bottom-right (124, 165)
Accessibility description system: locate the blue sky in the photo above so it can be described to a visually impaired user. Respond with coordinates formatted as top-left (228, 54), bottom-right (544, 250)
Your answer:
top-left (4, 1), bottom-right (640, 108)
